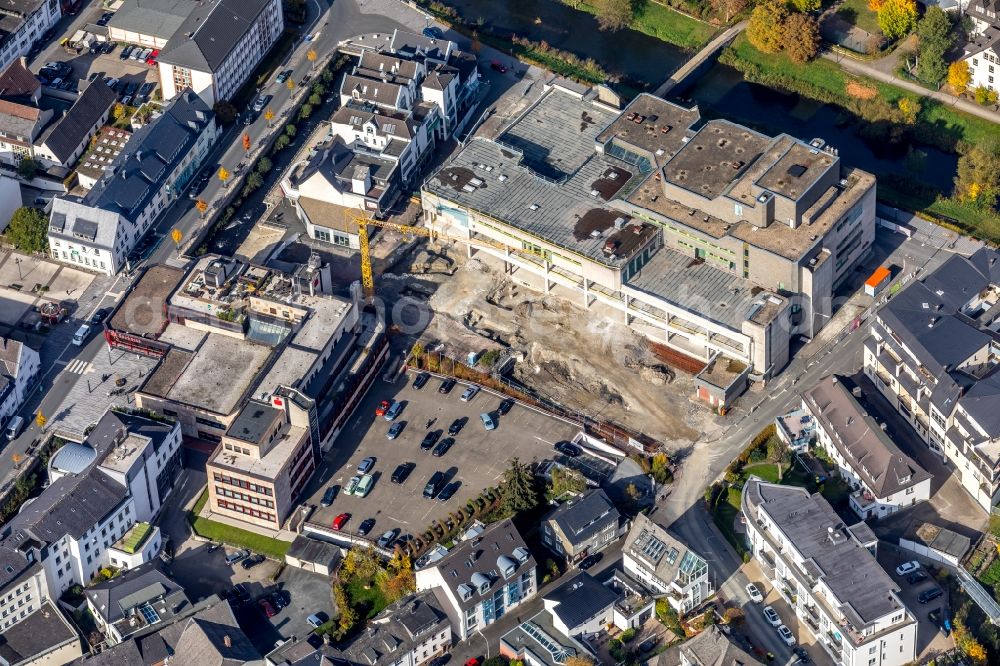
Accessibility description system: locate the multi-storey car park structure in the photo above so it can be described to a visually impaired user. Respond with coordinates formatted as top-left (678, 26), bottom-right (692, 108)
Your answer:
top-left (865, 247), bottom-right (1000, 512)
top-left (742, 479), bottom-right (917, 666)
top-left (423, 84), bottom-right (876, 408)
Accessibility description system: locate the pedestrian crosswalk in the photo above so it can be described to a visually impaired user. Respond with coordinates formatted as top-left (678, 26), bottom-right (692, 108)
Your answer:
top-left (65, 359), bottom-right (93, 375)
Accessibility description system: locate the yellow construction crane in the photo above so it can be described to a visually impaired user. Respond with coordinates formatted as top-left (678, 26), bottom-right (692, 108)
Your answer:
top-left (348, 207), bottom-right (508, 301)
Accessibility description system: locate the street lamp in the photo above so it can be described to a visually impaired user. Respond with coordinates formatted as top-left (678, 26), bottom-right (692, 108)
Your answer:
top-left (474, 629), bottom-right (490, 659)
top-left (13, 257), bottom-right (21, 280)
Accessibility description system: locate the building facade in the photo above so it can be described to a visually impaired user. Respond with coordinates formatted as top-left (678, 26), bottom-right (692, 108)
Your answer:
top-left (621, 513), bottom-right (711, 615)
top-left (0, 338), bottom-right (38, 429)
top-left (742, 479), bottom-right (916, 666)
top-left (541, 489), bottom-right (622, 565)
top-left (962, 0), bottom-right (1000, 95)
top-left (0, 0), bottom-right (61, 76)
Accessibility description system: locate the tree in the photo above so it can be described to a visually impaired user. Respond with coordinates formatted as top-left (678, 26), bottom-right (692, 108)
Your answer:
top-left (35, 411), bottom-right (46, 429)
top-left (650, 452), bottom-right (673, 483)
top-left (948, 61), bottom-right (972, 94)
top-left (791, 0), bottom-right (820, 11)
top-left (298, 103), bottom-right (313, 120)
top-left (309, 93), bottom-right (322, 106)
top-left (112, 102), bottom-right (127, 121)
top-left (877, 0), bottom-right (917, 41)
top-left (954, 138), bottom-right (1000, 209)
top-left (15, 158), bottom-right (38, 180)
top-left (195, 199), bottom-right (208, 216)
top-left (242, 133), bottom-right (251, 153)
top-left (274, 135), bottom-right (290, 151)
top-left (868, 0), bottom-right (884, 9)
top-left (974, 85), bottom-right (999, 105)
top-left (897, 97), bottom-right (920, 124)
top-left (217, 166), bottom-right (230, 186)
top-left (284, 124), bottom-right (297, 138)
top-left (286, 78), bottom-right (296, 91)
top-left (710, 0), bottom-right (747, 22)
top-left (246, 172), bottom-right (263, 191)
top-left (256, 156), bottom-right (273, 174)
top-left (307, 49), bottom-right (317, 63)
top-left (564, 657), bottom-right (595, 666)
top-left (594, 0), bottom-right (634, 31)
top-left (500, 458), bottom-right (540, 515)
top-left (264, 108), bottom-right (275, 127)
top-left (747, 0), bottom-right (789, 54)
top-left (212, 101), bottom-right (237, 125)
top-left (783, 13), bottom-right (821, 63)
top-left (5, 207), bottom-right (48, 253)
top-left (915, 7), bottom-right (953, 85)
top-left (625, 482), bottom-right (641, 502)
top-left (170, 228), bottom-right (182, 246)
top-left (333, 583), bottom-right (355, 634)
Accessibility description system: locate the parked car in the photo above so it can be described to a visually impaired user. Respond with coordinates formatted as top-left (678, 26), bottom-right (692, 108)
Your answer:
top-left (438, 480), bottom-right (460, 501)
top-left (421, 430), bottom-right (442, 451)
top-left (439, 378), bottom-right (456, 394)
top-left (357, 456), bottom-right (375, 474)
top-left (422, 26), bottom-right (443, 39)
top-left (306, 613), bottom-right (327, 629)
top-left (387, 421), bottom-right (405, 440)
top-left (225, 549), bottom-right (249, 565)
top-left (321, 485), bottom-right (338, 507)
top-left (448, 417), bottom-right (467, 435)
top-left (354, 474), bottom-right (374, 497)
top-left (423, 471), bottom-right (445, 499)
top-left (460, 385), bottom-right (479, 402)
top-left (358, 518), bottom-right (376, 536)
top-left (96, 12), bottom-right (113, 25)
top-left (498, 398), bottom-right (515, 415)
top-left (270, 591), bottom-right (287, 611)
top-left (120, 46), bottom-right (133, 60)
top-left (745, 583), bottom-right (764, 603)
top-left (432, 437), bottom-right (454, 457)
top-left (918, 588), bottom-right (943, 604)
top-left (377, 528), bottom-right (400, 548)
top-left (252, 95), bottom-right (270, 112)
top-left (554, 441), bottom-right (580, 457)
top-left (241, 553), bottom-right (265, 570)
top-left (413, 372), bottom-right (430, 389)
top-left (490, 60), bottom-right (508, 74)
top-left (384, 401), bottom-right (404, 421)
top-left (391, 462), bottom-right (414, 484)
top-left (896, 561), bottom-right (920, 576)
top-left (375, 400), bottom-right (391, 416)
top-left (258, 598), bottom-right (277, 618)
top-left (763, 606), bottom-right (781, 626)
top-left (332, 512), bottom-right (350, 530)
top-left (90, 307), bottom-right (111, 325)
top-left (907, 571), bottom-right (928, 584)
top-left (578, 553), bottom-right (603, 570)
top-left (776, 624), bottom-right (795, 646)
top-left (231, 583), bottom-right (251, 606)
top-left (345, 476), bottom-right (360, 495)
top-left (121, 95), bottom-right (132, 106)
top-left (276, 70), bottom-right (290, 83)
top-left (480, 412), bottom-right (497, 431)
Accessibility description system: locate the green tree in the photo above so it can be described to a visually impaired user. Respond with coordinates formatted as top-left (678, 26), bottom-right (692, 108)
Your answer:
top-left (650, 452), bottom-right (673, 483)
top-left (212, 101), bottom-right (237, 125)
top-left (298, 103), bottom-right (313, 120)
top-left (309, 93), bottom-right (322, 106)
top-left (747, 0), bottom-right (789, 54)
top-left (791, 0), bottom-right (820, 11)
top-left (284, 124), bottom-right (297, 138)
top-left (274, 134), bottom-right (291, 151)
top-left (500, 458), bottom-right (540, 515)
top-left (877, 0), bottom-right (917, 41)
top-left (915, 7), bottom-right (953, 85)
top-left (5, 207), bottom-right (48, 253)
top-left (594, 0), bottom-right (634, 31)
top-left (256, 156), bottom-right (273, 174)
top-left (954, 138), bottom-right (1000, 209)
top-left (784, 13), bottom-right (821, 63)
top-left (245, 172), bottom-right (264, 191)
top-left (15, 159), bottom-right (38, 180)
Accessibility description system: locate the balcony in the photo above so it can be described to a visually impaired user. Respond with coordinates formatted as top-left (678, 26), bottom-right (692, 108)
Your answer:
top-left (849, 488), bottom-right (878, 516)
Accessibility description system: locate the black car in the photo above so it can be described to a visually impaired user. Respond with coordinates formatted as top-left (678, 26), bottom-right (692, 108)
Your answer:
top-left (413, 372), bottom-right (430, 389)
top-left (423, 471), bottom-right (445, 499)
top-left (554, 441), bottom-right (581, 457)
top-left (231, 583), bottom-right (251, 605)
top-left (578, 552), bottom-right (603, 570)
top-left (391, 462), bottom-right (414, 484)
top-left (420, 429), bottom-right (442, 451)
top-left (906, 571), bottom-right (928, 584)
top-left (125, 81), bottom-right (139, 97)
top-left (358, 518), bottom-right (376, 536)
top-left (498, 398), bottom-right (515, 415)
top-left (918, 588), bottom-right (943, 604)
top-left (437, 480), bottom-right (460, 501)
top-left (432, 437), bottom-right (454, 457)
top-left (793, 647), bottom-right (810, 663)
top-left (241, 553), bottom-right (265, 570)
top-left (448, 417), bottom-right (467, 435)
top-left (439, 378), bottom-right (456, 394)
top-left (321, 485), bottom-right (338, 507)
top-left (271, 591), bottom-right (287, 610)
top-left (90, 307), bottom-right (111, 325)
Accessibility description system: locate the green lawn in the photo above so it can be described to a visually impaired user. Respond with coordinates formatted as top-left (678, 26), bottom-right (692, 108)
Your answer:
top-left (187, 489), bottom-right (291, 560)
top-left (836, 0), bottom-right (881, 35)
top-left (711, 487), bottom-right (748, 557)
top-left (346, 576), bottom-right (390, 621)
top-left (741, 463), bottom-right (781, 484)
top-left (569, 0), bottom-right (716, 50)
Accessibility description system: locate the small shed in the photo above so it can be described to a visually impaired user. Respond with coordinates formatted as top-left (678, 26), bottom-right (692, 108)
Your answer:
top-left (285, 535), bottom-right (342, 576)
top-left (864, 266), bottom-right (891, 297)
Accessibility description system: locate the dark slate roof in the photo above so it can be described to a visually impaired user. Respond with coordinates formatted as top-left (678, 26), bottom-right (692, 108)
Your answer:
top-left (389, 29), bottom-right (450, 62)
top-left (107, 0), bottom-right (193, 41)
top-left (157, 0), bottom-right (275, 72)
top-left (40, 79), bottom-right (116, 165)
top-left (543, 571), bottom-right (619, 631)
top-left (331, 590), bottom-right (449, 665)
top-left (86, 560), bottom-right (189, 626)
top-left (0, 601), bottom-right (78, 664)
top-left (544, 488), bottom-right (619, 548)
top-left (72, 639), bottom-right (143, 666)
top-left (286, 535), bottom-right (342, 567)
top-left (11, 468), bottom-right (126, 542)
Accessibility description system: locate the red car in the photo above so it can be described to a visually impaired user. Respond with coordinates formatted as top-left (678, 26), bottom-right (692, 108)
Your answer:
top-left (375, 400), bottom-right (390, 417)
top-left (332, 512), bottom-right (350, 530)
top-left (258, 598), bottom-right (277, 617)
top-left (490, 60), bottom-right (508, 74)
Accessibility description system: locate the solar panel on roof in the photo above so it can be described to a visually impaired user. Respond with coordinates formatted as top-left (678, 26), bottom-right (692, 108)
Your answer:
top-left (139, 602), bottom-right (160, 625)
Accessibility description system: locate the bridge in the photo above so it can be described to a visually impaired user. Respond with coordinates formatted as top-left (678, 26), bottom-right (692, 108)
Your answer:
top-left (653, 21), bottom-right (747, 98)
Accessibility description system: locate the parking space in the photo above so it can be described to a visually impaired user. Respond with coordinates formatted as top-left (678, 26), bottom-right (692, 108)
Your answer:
top-left (167, 542), bottom-right (282, 603)
top-left (302, 373), bottom-right (584, 540)
top-left (877, 546), bottom-right (954, 658)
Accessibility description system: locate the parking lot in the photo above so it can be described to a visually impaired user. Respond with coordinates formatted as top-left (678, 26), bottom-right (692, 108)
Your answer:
top-left (302, 372), bottom-right (585, 541)
top-left (878, 545), bottom-right (954, 659)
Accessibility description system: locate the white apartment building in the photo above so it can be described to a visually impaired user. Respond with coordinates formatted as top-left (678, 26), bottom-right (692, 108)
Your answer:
top-left (0, 0), bottom-right (61, 76)
top-left (742, 479), bottom-right (917, 666)
top-left (622, 513), bottom-right (712, 615)
top-left (157, 0), bottom-right (284, 106)
top-left (48, 91), bottom-right (218, 275)
top-left (962, 0), bottom-right (1000, 94)
top-left (415, 518), bottom-right (537, 640)
top-left (0, 337), bottom-right (39, 429)
top-left (800, 376), bottom-right (932, 520)
top-left (864, 247), bottom-right (1000, 512)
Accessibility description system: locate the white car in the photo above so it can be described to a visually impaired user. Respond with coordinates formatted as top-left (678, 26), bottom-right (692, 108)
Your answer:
top-left (763, 605), bottom-right (781, 626)
top-left (777, 624), bottom-right (795, 646)
top-left (460, 385), bottom-right (479, 402)
top-left (745, 583), bottom-right (764, 603)
top-left (895, 561), bottom-right (920, 577)
top-left (306, 613), bottom-right (325, 629)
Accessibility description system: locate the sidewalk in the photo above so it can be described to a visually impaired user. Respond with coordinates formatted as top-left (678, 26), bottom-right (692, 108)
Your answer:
top-left (822, 51), bottom-right (1000, 125)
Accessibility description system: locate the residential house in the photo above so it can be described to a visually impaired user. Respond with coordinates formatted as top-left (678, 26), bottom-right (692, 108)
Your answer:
top-left (499, 609), bottom-right (594, 666)
top-left (654, 624), bottom-right (763, 666)
top-left (864, 247), bottom-right (1000, 511)
top-left (156, 0), bottom-right (284, 106)
top-left (33, 79), bottom-right (116, 169)
top-left (85, 560), bottom-right (190, 646)
top-left (962, 0), bottom-right (1000, 95)
top-left (542, 571), bottom-right (619, 637)
top-left (802, 375), bottom-right (932, 520)
top-left (0, 600), bottom-right (84, 666)
top-left (0, 337), bottom-right (39, 429)
top-left (0, 1), bottom-right (62, 78)
top-left (415, 518), bottom-right (537, 640)
top-left (742, 478), bottom-right (917, 666)
top-left (0, 59), bottom-right (53, 166)
top-left (48, 91), bottom-right (218, 275)
top-left (622, 513), bottom-right (712, 615)
top-left (541, 488), bottom-right (622, 565)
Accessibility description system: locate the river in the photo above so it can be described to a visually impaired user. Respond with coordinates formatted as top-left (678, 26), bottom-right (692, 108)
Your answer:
top-left (438, 0), bottom-right (957, 190)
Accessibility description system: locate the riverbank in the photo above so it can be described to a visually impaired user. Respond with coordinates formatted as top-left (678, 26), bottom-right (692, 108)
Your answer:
top-left (558, 0), bottom-right (717, 50)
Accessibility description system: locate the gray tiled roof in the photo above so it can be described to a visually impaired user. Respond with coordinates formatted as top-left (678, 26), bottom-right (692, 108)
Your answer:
top-left (0, 601), bottom-right (78, 665)
top-left (655, 624), bottom-right (762, 666)
top-left (107, 0), bottom-right (193, 41)
top-left (86, 560), bottom-right (189, 626)
top-left (157, 0), bottom-right (275, 72)
top-left (39, 79), bottom-right (116, 165)
top-left (331, 590), bottom-right (449, 665)
top-left (11, 468), bottom-right (126, 542)
top-left (544, 489), bottom-right (619, 548)
top-left (623, 513), bottom-right (704, 587)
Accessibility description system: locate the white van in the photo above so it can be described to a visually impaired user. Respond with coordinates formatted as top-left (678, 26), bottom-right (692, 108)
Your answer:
top-left (72, 324), bottom-right (91, 346)
top-left (6, 416), bottom-right (23, 440)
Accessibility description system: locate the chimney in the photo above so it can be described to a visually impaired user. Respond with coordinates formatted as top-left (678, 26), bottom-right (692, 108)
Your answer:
top-left (223, 635), bottom-right (231, 648)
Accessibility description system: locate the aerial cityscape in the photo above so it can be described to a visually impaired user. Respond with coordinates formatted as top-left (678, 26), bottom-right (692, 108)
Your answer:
top-left (0, 0), bottom-right (994, 665)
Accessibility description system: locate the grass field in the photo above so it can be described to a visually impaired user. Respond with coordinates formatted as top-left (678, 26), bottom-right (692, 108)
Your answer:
top-left (346, 576), bottom-right (390, 621)
top-left (568, 0), bottom-right (716, 50)
top-left (836, 0), bottom-right (881, 35)
top-left (740, 463), bottom-right (781, 484)
top-left (188, 489), bottom-right (291, 560)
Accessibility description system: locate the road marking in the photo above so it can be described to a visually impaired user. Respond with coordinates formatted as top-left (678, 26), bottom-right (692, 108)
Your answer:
top-left (65, 359), bottom-right (93, 375)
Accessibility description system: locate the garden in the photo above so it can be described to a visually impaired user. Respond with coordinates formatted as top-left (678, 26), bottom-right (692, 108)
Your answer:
top-left (186, 489), bottom-right (291, 560)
